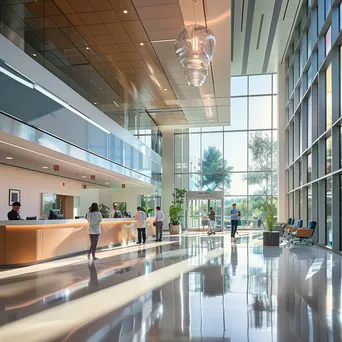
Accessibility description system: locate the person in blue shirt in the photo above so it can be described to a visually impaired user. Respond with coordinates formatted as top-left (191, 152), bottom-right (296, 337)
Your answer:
top-left (231, 203), bottom-right (239, 240)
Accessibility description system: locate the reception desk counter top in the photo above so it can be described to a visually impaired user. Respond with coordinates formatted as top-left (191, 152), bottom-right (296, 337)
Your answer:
top-left (0, 218), bottom-right (155, 266)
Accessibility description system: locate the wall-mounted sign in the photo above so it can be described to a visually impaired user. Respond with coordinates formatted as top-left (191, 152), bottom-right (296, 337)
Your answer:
top-left (186, 191), bottom-right (224, 200)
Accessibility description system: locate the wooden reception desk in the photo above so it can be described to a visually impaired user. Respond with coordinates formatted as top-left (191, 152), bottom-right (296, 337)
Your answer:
top-left (0, 218), bottom-right (156, 266)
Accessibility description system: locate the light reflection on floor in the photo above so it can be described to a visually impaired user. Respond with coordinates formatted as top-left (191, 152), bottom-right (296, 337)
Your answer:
top-left (0, 232), bottom-right (340, 342)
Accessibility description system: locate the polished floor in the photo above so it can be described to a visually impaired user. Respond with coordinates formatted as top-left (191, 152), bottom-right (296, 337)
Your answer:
top-left (0, 232), bottom-right (341, 342)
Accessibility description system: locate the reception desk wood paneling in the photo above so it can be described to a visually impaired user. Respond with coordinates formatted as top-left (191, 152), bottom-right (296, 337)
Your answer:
top-left (0, 218), bottom-right (155, 266)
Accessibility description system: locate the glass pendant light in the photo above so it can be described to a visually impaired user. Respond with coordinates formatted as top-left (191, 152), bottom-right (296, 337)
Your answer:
top-left (175, 24), bottom-right (216, 70)
top-left (175, 0), bottom-right (216, 87)
top-left (184, 67), bottom-right (208, 87)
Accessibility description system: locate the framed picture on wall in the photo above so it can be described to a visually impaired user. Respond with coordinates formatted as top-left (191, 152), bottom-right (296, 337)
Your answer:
top-left (9, 189), bottom-right (21, 206)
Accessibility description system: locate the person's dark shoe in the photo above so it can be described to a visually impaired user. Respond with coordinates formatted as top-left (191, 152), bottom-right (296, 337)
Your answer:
top-left (137, 242), bottom-right (141, 244)
top-left (143, 241), bottom-right (146, 244)
top-left (155, 239), bottom-right (159, 242)
top-left (87, 254), bottom-right (90, 260)
top-left (93, 257), bottom-right (99, 261)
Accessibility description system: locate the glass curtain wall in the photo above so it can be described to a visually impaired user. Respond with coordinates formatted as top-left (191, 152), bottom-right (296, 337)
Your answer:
top-left (285, 0), bottom-right (342, 250)
top-left (175, 74), bottom-right (278, 229)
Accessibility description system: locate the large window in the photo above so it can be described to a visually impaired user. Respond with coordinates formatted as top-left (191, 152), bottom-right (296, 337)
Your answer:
top-left (326, 178), bottom-right (332, 246)
top-left (326, 136), bottom-right (332, 174)
top-left (308, 93), bottom-right (312, 146)
top-left (174, 74), bottom-right (278, 227)
top-left (307, 186), bottom-right (312, 223)
top-left (325, 26), bottom-right (332, 56)
top-left (326, 64), bottom-right (332, 129)
top-left (307, 153), bottom-right (312, 182)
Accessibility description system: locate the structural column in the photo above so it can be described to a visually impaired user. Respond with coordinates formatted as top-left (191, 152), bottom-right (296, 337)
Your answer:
top-left (278, 63), bottom-right (287, 222)
top-left (161, 128), bottom-right (174, 227)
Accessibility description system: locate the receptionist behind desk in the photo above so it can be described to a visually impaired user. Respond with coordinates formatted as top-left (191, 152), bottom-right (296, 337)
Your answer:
top-left (7, 201), bottom-right (23, 220)
top-left (111, 205), bottom-right (122, 218)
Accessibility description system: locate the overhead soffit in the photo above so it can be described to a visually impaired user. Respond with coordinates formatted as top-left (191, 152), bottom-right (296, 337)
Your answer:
top-left (0, 131), bottom-right (151, 189)
top-left (231, 0), bottom-right (300, 76)
top-left (0, 0), bottom-right (231, 128)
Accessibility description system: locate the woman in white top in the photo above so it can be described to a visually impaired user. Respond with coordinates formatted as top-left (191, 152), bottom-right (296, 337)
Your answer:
top-left (86, 202), bottom-right (103, 260)
top-left (135, 207), bottom-right (147, 244)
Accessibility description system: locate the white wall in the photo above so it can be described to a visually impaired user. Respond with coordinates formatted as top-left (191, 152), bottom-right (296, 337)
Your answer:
top-left (80, 189), bottom-right (99, 217)
top-left (80, 187), bottom-right (155, 216)
top-left (0, 165), bottom-right (82, 220)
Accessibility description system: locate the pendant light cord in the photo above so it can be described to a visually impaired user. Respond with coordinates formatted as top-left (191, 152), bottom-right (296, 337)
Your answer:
top-left (193, 0), bottom-right (197, 24)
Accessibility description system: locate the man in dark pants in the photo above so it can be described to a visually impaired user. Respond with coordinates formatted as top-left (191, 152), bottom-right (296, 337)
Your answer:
top-left (135, 207), bottom-right (147, 244)
top-left (231, 203), bottom-right (239, 240)
top-left (155, 206), bottom-right (165, 242)
top-left (7, 202), bottom-right (22, 220)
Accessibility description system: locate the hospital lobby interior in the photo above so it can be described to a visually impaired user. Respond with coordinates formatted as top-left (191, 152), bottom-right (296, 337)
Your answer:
top-left (0, 0), bottom-right (341, 341)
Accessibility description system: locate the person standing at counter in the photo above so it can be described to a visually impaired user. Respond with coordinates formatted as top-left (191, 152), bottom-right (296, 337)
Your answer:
top-left (7, 202), bottom-right (22, 220)
top-left (86, 202), bottom-right (102, 261)
top-left (135, 207), bottom-right (147, 244)
top-left (111, 205), bottom-right (122, 218)
top-left (155, 206), bottom-right (165, 242)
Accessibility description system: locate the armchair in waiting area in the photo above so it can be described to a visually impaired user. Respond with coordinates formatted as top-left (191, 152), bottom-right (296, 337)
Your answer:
top-left (281, 218), bottom-right (293, 231)
top-left (284, 219), bottom-right (302, 239)
top-left (291, 221), bottom-right (317, 245)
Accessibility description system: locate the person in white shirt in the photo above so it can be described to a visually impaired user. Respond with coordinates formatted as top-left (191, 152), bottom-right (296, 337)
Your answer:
top-left (135, 207), bottom-right (147, 244)
top-left (86, 202), bottom-right (103, 261)
top-left (154, 206), bottom-right (165, 242)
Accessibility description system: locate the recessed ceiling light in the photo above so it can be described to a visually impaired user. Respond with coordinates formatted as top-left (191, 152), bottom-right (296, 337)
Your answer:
top-left (94, 102), bottom-right (97, 105)
top-left (42, 166), bottom-right (49, 169)
top-left (123, 10), bottom-right (128, 14)
top-left (82, 176), bottom-right (87, 178)
top-left (164, 88), bottom-right (168, 91)
top-left (6, 157), bottom-right (13, 160)
top-left (140, 42), bottom-right (144, 46)
top-left (32, 53), bottom-right (37, 57)
top-left (86, 47), bottom-right (90, 50)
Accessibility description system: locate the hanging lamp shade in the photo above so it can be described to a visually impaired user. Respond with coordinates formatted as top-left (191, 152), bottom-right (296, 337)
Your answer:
top-left (184, 67), bottom-right (208, 87)
top-left (175, 24), bottom-right (216, 70)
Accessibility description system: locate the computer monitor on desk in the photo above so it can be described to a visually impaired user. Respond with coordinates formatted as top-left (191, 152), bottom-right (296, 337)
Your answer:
top-left (26, 216), bottom-right (37, 220)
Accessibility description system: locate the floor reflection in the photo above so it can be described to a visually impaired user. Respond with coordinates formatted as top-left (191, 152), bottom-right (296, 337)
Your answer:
top-left (1, 234), bottom-right (342, 342)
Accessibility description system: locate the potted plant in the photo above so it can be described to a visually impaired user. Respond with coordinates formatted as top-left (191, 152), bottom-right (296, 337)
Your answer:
top-left (141, 204), bottom-right (153, 217)
top-left (263, 202), bottom-right (279, 246)
top-left (99, 203), bottom-right (110, 218)
top-left (169, 188), bottom-right (186, 235)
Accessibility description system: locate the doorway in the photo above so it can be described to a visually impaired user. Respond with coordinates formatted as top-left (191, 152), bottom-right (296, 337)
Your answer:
top-left (186, 191), bottom-right (224, 231)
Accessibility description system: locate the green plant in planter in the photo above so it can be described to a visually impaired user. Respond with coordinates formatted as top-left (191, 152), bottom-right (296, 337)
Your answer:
top-left (265, 202), bottom-right (276, 232)
top-left (98, 203), bottom-right (110, 218)
top-left (141, 204), bottom-right (153, 217)
top-left (169, 188), bottom-right (186, 225)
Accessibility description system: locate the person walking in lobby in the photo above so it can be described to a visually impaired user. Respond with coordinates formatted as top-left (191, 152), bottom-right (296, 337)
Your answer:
top-left (208, 207), bottom-right (216, 235)
top-left (7, 202), bottom-right (22, 220)
top-left (135, 206), bottom-right (147, 244)
top-left (231, 203), bottom-right (239, 240)
top-left (86, 202), bottom-right (102, 261)
top-left (155, 206), bottom-right (165, 242)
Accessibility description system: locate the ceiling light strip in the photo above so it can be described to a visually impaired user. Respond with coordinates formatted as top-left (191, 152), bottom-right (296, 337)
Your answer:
top-left (33, 85), bottom-right (110, 134)
top-left (0, 66), bottom-right (34, 89)
top-left (151, 39), bottom-right (176, 43)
